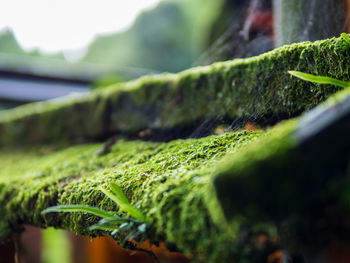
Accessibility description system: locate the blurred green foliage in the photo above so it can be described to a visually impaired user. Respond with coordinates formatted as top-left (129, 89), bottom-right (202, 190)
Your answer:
top-left (41, 228), bottom-right (71, 263)
top-left (82, 0), bottom-right (224, 73)
top-left (0, 28), bottom-right (24, 54)
top-left (92, 74), bottom-right (127, 89)
top-left (0, 0), bottom-right (225, 75)
top-left (0, 28), bottom-right (64, 59)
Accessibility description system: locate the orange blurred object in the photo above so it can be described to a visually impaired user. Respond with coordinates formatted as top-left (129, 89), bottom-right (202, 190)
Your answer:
top-left (267, 250), bottom-right (283, 263)
top-left (87, 236), bottom-right (190, 263)
top-left (0, 226), bottom-right (190, 263)
top-left (245, 122), bottom-right (256, 131)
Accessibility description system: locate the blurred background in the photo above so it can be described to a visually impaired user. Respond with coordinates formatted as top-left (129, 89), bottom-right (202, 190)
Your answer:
top-left (0, 0), bottom-right (276, 110)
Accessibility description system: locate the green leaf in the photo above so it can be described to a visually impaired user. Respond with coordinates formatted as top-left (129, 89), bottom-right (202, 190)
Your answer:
top-left (111, 229), bottom-right (119, 236)
top-left (41, 205), bottom-right (115, 219)
top-left (110, 183), bottom-right (130, 205)
top-left (89, 224), bottom-right (120, 232)
top-left (118, 222), bottom-right (134, 232)
top-left (99, 186), bottom-right (125, 209)
top-left (98, 217), bottom-right (133, 225)
top-left (123, 231), bottom-right (141, 243)
top-left (288, 71), bottom-right (350, 89)
top-left (122, 206), bottom-right (146, 222)
top-left (138, 223), bottom-right (147, 233)
top-left (99, 186), bottom-right (147, 222)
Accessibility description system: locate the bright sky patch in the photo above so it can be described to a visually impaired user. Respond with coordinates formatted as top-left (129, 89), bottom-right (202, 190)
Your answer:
top-left (0, 0), bottom-right (160, 53)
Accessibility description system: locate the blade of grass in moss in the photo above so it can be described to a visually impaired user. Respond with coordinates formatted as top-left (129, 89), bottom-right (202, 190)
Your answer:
top-left (98, 217), bottom-right (133, 225)
top-left (288, 71), bottom-right (350, 88)
top-left (99, 187), bottom-right (146, 222)
top-left (41, 205), bottom-right (115, 218)
top-left (120, 205), bottom-right (146, 222)
top-left (89, 224), bottom-right (120, 231)
top-left (99, 186), bottom-right (126, 206)
top-left (110, 183), bottom-right (130, 204)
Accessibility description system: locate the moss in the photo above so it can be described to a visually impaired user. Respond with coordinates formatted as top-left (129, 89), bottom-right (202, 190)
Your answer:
top-left (0, 130), bottom-right (267, 262)
top-left (1, 86), bottom-right (350, 260)
top-left (0, 36), bottom-right (349, 147)
top-left (212, 119), bottom-right (299, 222)
top-left (212, 87), bottom-right (350, 252)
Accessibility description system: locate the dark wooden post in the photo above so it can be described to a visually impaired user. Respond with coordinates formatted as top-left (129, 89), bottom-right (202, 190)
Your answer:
top-left (0, 238), bottom-right (15, 263)
top-left (346, 0), bottom-right (350, 32)
top-left (274, 0), bottom-right (345, 46)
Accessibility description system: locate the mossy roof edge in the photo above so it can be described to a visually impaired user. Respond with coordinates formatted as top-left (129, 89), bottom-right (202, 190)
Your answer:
top-left (212, 87), bottom-right (350, 251)
top-left (1, 88), bottom-right (349, 261)
top-left (1, 36), bottom-right (349, 147)
top-left (0, 129), bottom-right (267, 262)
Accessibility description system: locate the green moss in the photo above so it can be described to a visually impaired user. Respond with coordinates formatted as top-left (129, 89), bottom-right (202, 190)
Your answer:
top-left (0, 130), bottom-right (265, 262)
top-left (212, 119), bottom-right (299, 222)
top-left (212, 87), bottom-right (350, 252)
top-left (1, 34), bottom-right (350, 261)
top-left (1, 86), bottom-right (350, 260)
top-left (1, 36), bottom-right (349, 147)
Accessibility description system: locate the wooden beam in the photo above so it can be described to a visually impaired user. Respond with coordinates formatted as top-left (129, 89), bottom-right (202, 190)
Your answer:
top-left (345, 0), bottom-right (350, 32)
top-left (0, 238), bottom-right (15, 263)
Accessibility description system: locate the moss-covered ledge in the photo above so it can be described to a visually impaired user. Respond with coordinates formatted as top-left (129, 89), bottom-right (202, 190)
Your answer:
top-left (212, 86), bottom-right (350, 253)
top-left (1, 87), bottom-right (350, 262)
top-left (0, 130), bottom-right (265, 262)
top-left (1, 35), bottom-right (350, 147)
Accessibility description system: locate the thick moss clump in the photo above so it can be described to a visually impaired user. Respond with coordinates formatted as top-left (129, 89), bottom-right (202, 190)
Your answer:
top-left (1, 36), bottom-right (349, 147)
top-left (0, 130), bottom-right (268, 262)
